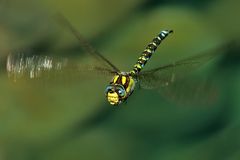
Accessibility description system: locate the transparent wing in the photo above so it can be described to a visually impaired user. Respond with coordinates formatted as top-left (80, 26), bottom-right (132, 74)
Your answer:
top-left (139, 42), bottom-right (231, 89)
top-left (57, 14), bottom-right (120, 72)
top-left (5, 51), bottom-right (115, 83)
top-left (138, 42), bottom-right (232, 106)
top-left (156, 76), bottom-right (219, 106)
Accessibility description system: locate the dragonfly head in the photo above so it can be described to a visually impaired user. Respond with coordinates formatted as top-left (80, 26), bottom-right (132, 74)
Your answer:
top-left (105, 84), bottom-right (126, 105)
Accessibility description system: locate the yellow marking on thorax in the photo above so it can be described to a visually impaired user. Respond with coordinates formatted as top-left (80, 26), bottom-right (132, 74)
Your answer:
top-left (121, 76), bottom-right (127, 85)
top-left (113, 75), bottom-right (119, 83)
top-left (126, 76), bottom-right (135, 93)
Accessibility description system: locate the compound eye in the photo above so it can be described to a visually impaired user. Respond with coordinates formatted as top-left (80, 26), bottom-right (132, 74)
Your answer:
top-left (105, 85), bottom-right (114, 94)
top-left (118, 88), bottom-right (126, 97)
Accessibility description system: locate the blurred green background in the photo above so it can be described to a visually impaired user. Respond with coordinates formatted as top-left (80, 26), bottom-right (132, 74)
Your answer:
top-left (0, 0), bottom-right (240, 160)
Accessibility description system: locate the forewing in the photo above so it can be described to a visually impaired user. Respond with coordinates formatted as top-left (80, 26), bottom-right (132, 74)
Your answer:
top-left (139, 42), bottom-right (231, 89)
top-left (57, 14), bottom-right (120, 72)
top-left (138, 42), bottom-right (232, 106)
top-left (5, 51), bottom-right (115, 83)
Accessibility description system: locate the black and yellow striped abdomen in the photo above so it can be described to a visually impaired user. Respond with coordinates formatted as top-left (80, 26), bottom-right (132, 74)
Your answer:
top-left (131, 30), bottom-right (173, 75)
top-left (106, 30), bottom-right (172, 105)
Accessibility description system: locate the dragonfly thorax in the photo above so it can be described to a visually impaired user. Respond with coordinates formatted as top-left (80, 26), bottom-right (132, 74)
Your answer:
top-left (105, 73), bottom-right (136, 105)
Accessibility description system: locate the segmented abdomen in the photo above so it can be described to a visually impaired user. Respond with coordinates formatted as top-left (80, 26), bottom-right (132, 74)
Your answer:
top-left (130, 30), bottom-right (173, 75)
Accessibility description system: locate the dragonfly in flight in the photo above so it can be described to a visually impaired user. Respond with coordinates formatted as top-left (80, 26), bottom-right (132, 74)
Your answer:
top-left (6, 17), bottom-right (228, 106)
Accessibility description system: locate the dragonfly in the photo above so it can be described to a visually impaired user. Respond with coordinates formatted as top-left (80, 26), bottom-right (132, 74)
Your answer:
top-left (6, 17), bottom-right (228, 106)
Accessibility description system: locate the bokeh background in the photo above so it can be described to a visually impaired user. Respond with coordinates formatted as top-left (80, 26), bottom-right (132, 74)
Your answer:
top-left (0, 0), bottom-right (240, 160)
